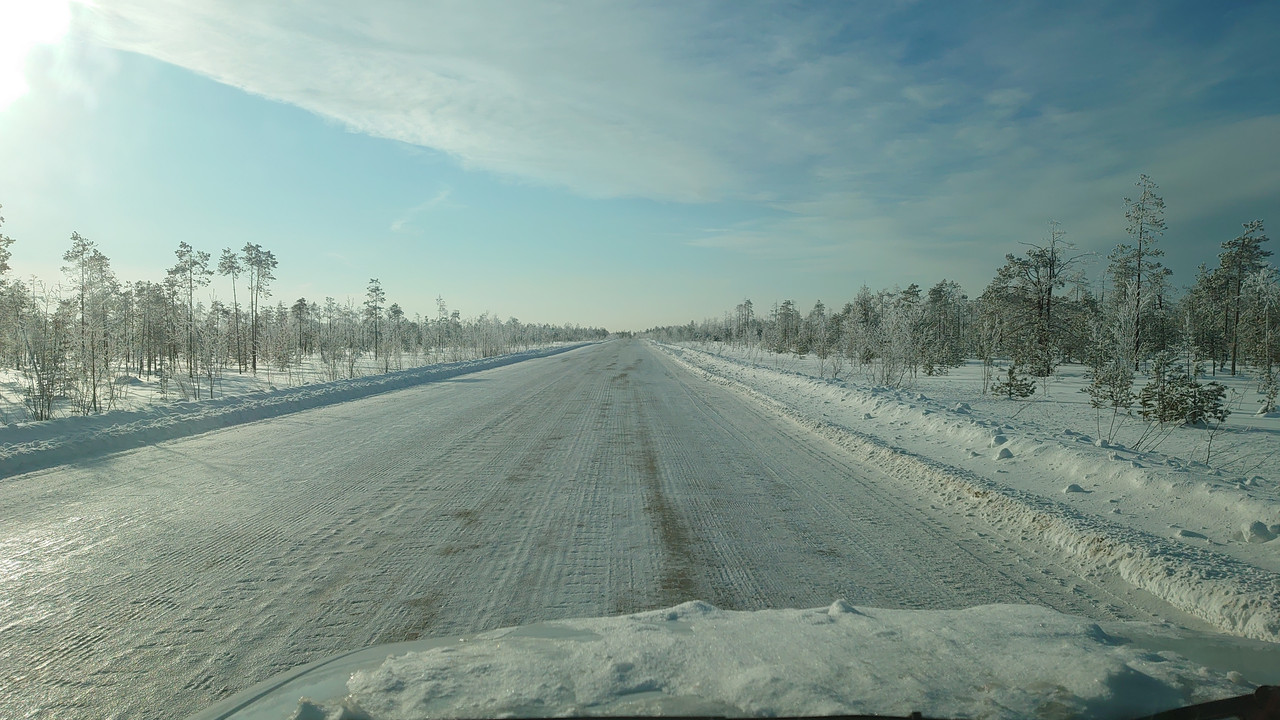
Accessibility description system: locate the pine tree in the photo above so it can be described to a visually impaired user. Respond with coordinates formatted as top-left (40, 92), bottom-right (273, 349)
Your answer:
top-left (1186, 264), bottom-right (1228, 375)
top-left (167, 242), bottom-right (212, 379)
top-left (774, 300), bottom-right (801, 354)
top-left (991, 363), bottom-right (1036, 399)
top-left (1108, 175), bottom-right (1167, 367)
top-left (365, 279), bottom-right (385, 360)
top-left (291, 297), bottom-right (309, 363)
top-left (733, 299), bottom-right (755, 347)
top-left (1138, 351), bottom-right (1228, 427)
top-left (241, 243), bottom-right (277, 372)
top-left (1241, 267), bottom-right (1279, 411)
top-left (920, 279), bottom-right (967, 375)
top-left (0, 204), bottom-right (13, 277)
top-left (0, 205), bottom-right (18, 368)
top-left (992, 221), bottom-right (1084, 377)
top-left (218, 249), bottom-right (245, 372)
top-left (62, 233), bottom-right (116, 413)
top-left (1218, 220), bottom-right (1271, 375)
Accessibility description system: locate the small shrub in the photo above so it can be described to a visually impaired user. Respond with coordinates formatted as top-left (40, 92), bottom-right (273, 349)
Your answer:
top-left (1138, 352), bottom-right (1229, 426)
top-left (991, 364), bottom-right (1036, 399)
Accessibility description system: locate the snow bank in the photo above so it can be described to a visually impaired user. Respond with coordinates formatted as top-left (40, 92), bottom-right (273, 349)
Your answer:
top-left (656, 343), bottom-right (1280, 644)
top-left (274, 602), bottom-right (1257, 720)
top-left (0, 343), bottom-right (591, 480)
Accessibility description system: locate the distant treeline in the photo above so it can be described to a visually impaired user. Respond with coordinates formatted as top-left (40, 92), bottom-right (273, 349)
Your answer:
top-left (647, 175), bottom-right (1278, 416)
top-left (0, 205), bottom-right (607, 419)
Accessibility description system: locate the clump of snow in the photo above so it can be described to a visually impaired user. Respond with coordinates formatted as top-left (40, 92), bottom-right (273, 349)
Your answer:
top-left (1064, 483), bottom-right (1088, 493)
top-left (1240, 521), bottom-right (1277, 544)
top-left (290, 603), bottom-right (1250, 720)
top-left (827, 598), bottom-right (861, 615)
top-left (995, 447), bottom-right (1014, 460)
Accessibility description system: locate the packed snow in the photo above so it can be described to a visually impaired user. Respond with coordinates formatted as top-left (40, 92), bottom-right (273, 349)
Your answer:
top-left (656, 342), bottom-right (1280, 643)
top-left (207, 601), bottom-right (1276, 720)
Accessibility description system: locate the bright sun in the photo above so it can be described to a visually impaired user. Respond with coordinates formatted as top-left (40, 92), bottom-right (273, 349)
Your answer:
top-left (0, 0), bottom-right (72, 111)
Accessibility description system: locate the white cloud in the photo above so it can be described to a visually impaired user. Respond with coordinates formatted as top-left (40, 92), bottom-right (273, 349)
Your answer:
top-left (73, 0), bottom-right (764, 202)
top-left (67, 0), bottom-right (1280, 293)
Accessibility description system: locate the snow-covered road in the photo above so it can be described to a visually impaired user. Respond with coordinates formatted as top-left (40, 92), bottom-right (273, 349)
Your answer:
top-left (0, 340), bottom-right (1213, 718)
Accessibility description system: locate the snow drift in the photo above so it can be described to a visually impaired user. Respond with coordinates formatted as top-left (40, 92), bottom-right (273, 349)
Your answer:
top-left (200, 602), bottom-right (1271, 720)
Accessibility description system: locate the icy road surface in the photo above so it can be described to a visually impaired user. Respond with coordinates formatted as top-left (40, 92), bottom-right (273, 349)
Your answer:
top-left (0, 340), bottom-right (1213, 718)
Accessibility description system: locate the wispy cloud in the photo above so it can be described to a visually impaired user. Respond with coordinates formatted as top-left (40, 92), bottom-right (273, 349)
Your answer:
top-left (73, 0), bottom-right (756, 202)
top-left (70, 0), bottom-right (1280, 290)
top-left (390, 187), bottom-right (455, 233)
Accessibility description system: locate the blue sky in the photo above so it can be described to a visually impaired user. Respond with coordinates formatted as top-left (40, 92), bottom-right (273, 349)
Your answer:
top-left (1, 1), bottom-right (1277, 330)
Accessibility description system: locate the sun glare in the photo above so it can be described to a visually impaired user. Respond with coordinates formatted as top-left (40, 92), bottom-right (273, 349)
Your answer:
top-left (0, 0), bottom-right (72, 111)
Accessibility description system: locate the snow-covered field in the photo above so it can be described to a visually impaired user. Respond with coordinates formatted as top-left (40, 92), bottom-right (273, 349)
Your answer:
top-left (0, 344), bottom-right (587, 479)
top-left (0, 346), bottom-right (560, 426)
top-left (2, 339), bottom-right (1276, 719)
top-left (658, 341), bottom-right (1280, 643)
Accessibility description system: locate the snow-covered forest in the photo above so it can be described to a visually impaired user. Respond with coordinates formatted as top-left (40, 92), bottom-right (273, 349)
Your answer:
top-left (0, 204), bottom-right (607, 420)
top-left (651, 176), bottom-right (1278, 419)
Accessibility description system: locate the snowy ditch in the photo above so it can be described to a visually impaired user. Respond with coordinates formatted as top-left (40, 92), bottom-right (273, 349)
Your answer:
top-left (0, 343), bottom-right (591, 480)
top-left (655, 342), bottom-right (1280, 644)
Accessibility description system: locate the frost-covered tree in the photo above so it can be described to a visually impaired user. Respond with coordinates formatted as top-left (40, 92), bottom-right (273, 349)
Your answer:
top-left (1184, 264), bottom-right (1227, 375)
top-left (218, 248), bottom-right (245, 372)
top-left (973, 288), bottom-right (1004, 394)
top-left (990, 222), bottom-right (1084, 377)
top-left (168, 241), bottom-right (213, 379)
top-left (799, 300), bottom-right (827, 358)
top-left (0, 204), bottom-right (13, 277)
top-left (1082, 313), bottom-right (1135, 442)
top-left (861, 287), bottom-right (920, 387)
top-left (1218, 220), bottom-right (1271, 375)
top-left (62, 233), bottom-right (119, 413)
top-left (1241, 267), bottom-right (1279, 411)
top-left (21, 280), bottom-right (67, 420)
top-left (241, 243), bottom-right (277, 372)
top-left (848, 285), bottom-right (878, 366)
top-left (387, 302), bottom-right (405, 370)
top-left (365, 278), bottom-right (385, 360)
top-left (772, 300), bottom-right (801, 354)
top-left (0, 206), bottom-right (20, 367)
top-left (1108, 175), bottom-right (1167, 366)
top-left (130, 280), bottom-right (169, 378)
top-left (920, 279), bottom-right (967, 375)
top-left (291, 297), bottom-right (309, 363)
top-left (0, 278), bottom-right (26, 368)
